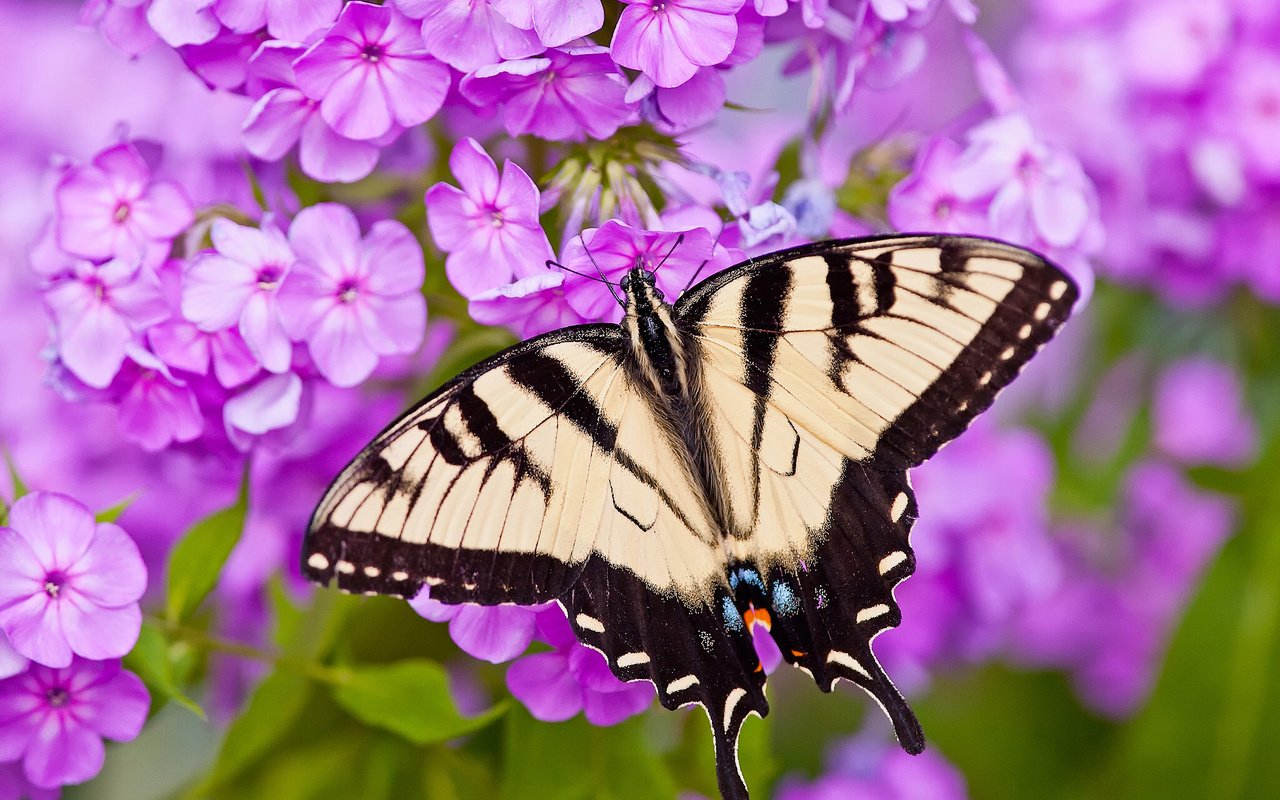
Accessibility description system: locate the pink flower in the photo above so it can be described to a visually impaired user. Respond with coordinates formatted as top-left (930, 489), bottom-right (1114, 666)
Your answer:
top-left (0, 493), bottom-right (146, 669)
top-left (426, 138), bottom-right (554, 298)
top-left (242, 41), bottom-right (386, 184)
top-left (277, 204), bottom-right (426, 387)
top-left (54, 142), bottom-right (194, 269)
top-left (460, 46), bottom-right (634, 141)
top-left (468, 272), bottom-right (586, 339)
top-left (405, 0), bottom-right (541, 72)
top-left (888, 137), bottom-right (992, 234)
top-left (182, 218), bottom-right (296, 374)
top-left (410, 590), bottom-right (540, 664)
top-left (211, 0), bottom-right (342, 40)
top-left (0, 634), bottom-right (27, 681)
top-left (43, 259), bottom-right (168, 390)
top-left (293, 2), bottom-right (451, 141)
top-left (0, 658), bottom-right (149, 790)
top-left (611, 0), bottom-right (745, 89)
top-left (114, 349), bottom-right (206, 452)
top-left (146, 0), bottom-right (221, 47)
top-left (491, 0), bottom-right (605, 48)
top-left (79, 0), bottom-right (160, 56)
top-left (147, 320), bottom-right (260, 389)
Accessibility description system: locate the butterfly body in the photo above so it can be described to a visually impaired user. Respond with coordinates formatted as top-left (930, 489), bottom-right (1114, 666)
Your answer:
top-left (303, 235), bottom-right (1078, 800)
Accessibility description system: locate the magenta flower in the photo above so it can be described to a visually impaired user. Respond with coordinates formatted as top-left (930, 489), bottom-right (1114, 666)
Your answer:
top-left (0, 633), bottom-right (27, 681)
top-left (54, 142), bottom-right (194, 269)
top-left (0, 760), bottom-right (59, 800)
top-left (212, 0), bottom-right (342, 40)
top-left (460, 46), bottom-right (634, 141)
top-left (404, 0), bottom-right (541, 72)
top-left (0, 658), bottom-right (149, 789)
top-left (223, 372), bottom-right (304, 447)
top-left (242, 42), bottom-right (384, 184)
top-left (146, 0), bottom-right (220, 47)
top-left (293, 2), bottom-right (451, 141)
top-left (79, 0), bottom-right (159, 56)
top-left (409, 591), bottom-right (540, 664)
top-left (43, 259), bottom-right (168, 390)
top-left (114, 349), bottom-right (206, 452)
top-left (506, 608), bottom-right (652, 725)
top-left (277, 204), bottom-right (426, 388)
top-left (612, 0), bottom-right (744, 88)
top-left (559, 220), bottom-right (716, 323)
top-left (182, 218), bottom-right (296, 374)
top-left (426, 138), bottom-right (554, 298)
top-left (0, 493), bottom-right (146, 669)
top-left (889, 137), bottom-right (992, 234)
top-left (491, 0), bottom-right (605, 48)
top-left (469, 272), bottom-right (586, 339)
top-left (1153, 358), bottom-right (1257, 468)
top-left (778, 739), bottom-right (967, 800)
top-left (147, 319), bottom-right (260, 389)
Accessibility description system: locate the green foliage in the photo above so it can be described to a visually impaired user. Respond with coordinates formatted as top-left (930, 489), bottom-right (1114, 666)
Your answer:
top-left (330, 659), bottom-right (507, 745)
top-left (124, 621), bottom-right (205, 720)
top-left (165, 475), bottom-right (249, 624)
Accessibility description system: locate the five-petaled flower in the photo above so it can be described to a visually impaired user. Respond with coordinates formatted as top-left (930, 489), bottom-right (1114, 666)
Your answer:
top-left (0, 493), bottom-right (147, 669)
top-left (0, 657), bottom-right (149, 789)
top-left (611, 0), bottom-right (745, 88)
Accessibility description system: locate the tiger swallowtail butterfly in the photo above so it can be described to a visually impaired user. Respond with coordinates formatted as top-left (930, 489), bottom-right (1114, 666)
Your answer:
top-left (302, 234), bottom-right (1078, 799)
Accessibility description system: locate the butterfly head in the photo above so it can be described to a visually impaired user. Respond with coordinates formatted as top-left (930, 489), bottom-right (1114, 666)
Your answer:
top-left (620, 266), bottom-right (663, 305)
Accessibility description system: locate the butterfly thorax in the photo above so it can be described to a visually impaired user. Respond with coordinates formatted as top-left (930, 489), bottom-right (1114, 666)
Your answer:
top-left (620, 268), bottom-right (691, 400)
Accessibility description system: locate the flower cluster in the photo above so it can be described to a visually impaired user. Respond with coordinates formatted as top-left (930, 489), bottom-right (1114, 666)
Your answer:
top-left (1014, 0), bottom-right (1280, 306)
top-left (0, 493), bottom-right (150, 791)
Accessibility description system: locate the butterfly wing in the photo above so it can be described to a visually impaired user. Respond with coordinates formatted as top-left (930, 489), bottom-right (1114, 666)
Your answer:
top-left (676, 234), bottom-right (1077, 752)
top-left (303, 324), bottom-right (768, 797)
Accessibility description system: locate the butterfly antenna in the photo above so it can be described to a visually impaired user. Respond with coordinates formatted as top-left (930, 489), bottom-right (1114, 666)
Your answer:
top-left (681, 223), bottom-right (728, 295)
top-left (546, 258), bottom-right (616, 286)
top-left (650, 233), bottom-right (685, 277)
top-left (578, 233), bottom-right (625, 308)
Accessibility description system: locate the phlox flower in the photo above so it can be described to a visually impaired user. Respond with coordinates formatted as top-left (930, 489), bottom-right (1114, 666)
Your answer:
top-left (294, 1), bottom-right (451, 141)
top-left (0, 493), bottom-right (146, 668)
top-left (559, 220), bottom-right (718, 324)
top-left (491, 0), bottom-right (605, 48)
top-left (43, 259), bottom-right (168, 390)
top-left (210, 0), bottom-right (341, 40)
top-left (182, 217), bottom-right (296, 374)
top-left (468, 272), bottom-right (586, 339)
top-left (627, 67), bottom-right (728, 132)
top-left (114, 348), bottom-right (206, 452)
top-left (612, 0), bottom-right (745, 88)
top-left (1153, 358), bottom-right (1256, 468)
top-left (506, 608), bottom-right (653, 726)
top-left (402, 0), bottom-right (541, 72)
top-left (0, 633), bottom-right (27, 681)
top-left (54, 142), bottom-right (194, 270)
top-left (148, 319), bottom-right (260, 389)
top-left (410, 591), bottom-right (540, 664)
top-left (79, 0), bottom-right (159, 56)
top-left (777, 739), bottom-right (967, 800)
top-left (277, 203), bottom-right (426, 388)
top-left (460, 46), bottom-right (634, 141)
top-left (426, 138), bottom-right (554, 298)
top-left (0, 658), bottom-right (149, 790)
top-left (888, 137), bottom-right (992, 235)
top-left (146, 0), bottom-right (220, 47)
top-left (242, 42), bottom-right (385, 183)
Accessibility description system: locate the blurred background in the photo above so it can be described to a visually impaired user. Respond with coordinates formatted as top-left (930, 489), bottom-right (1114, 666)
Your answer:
top-left (1, 1), bottom-right (1278, 798)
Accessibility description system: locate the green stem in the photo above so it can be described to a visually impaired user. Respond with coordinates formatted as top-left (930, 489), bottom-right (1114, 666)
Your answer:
top-left (151, 617), bottom-right (348, 686)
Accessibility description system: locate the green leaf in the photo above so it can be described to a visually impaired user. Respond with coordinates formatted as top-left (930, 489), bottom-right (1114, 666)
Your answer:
top-left (502, 708), bottom-right (676, 800)
top-left (95, 492), bottom-right (138, 524)
top-left (123, 621), bottom-right (205, 719)
top-left (197, 670), bottom-right (314, 793)
top-left (165, 475), bottom-right (248, 623)
top-left (1, 447), bottom-right (29, 525)
top-left (424, 747), bottom-right (500, 800)
top-left (331, 659), bottom-right (507, 746)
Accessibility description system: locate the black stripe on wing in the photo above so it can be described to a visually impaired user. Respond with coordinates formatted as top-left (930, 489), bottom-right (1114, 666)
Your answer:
top-left (562, 560), bottom-right (767, 800)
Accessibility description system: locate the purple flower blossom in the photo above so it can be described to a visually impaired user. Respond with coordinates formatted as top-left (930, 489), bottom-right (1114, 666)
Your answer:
top-left (426, 138), bottom-right (554, 298)
top-left (0, 493), bottom-right (146, 668)
top-left (405, 0), bottom-right (541, 72)
top-left (630, 67), bottom-right (728, 132)
top-left (114, 349), bottom-right (206, 451)
top-left (0, 658), bottom-right (149, 790)
top-left (212, 0), bottom-right (342, 40)
top-left (889, 137), bottom-right (992, 235)
top-left (146, 0), bottom-right (220, 48)
top-left (277, 203), bottom-right (426, 387)
top-left (223, 372), bottom-right (304, 446)
top-left (182, 218), bottom-right (296, 374)
top-left (242, 42), bottom-right (385, 184)
top-left (54, 142), bottom-right (194, 269)
top-left (491, 0), bottom-right (605, 48)
top-left (1154, 358), bottom-right (1256, 468)
top-left (43, 259), bottom-right (168, 389)
top-left (409, 591), bottom-right (540, 664)
top-left (0, 759), bottom-right (59, 800)
top-left (0, 634), bottom-right (27, 681)
top-left (459, 47), bottom-right (634, 141)
top-left (777, 737), bottom-right (967, 800)
top-left (559, 220), bottom-right (718, 324)
top-left (293, 2), bottom-right (450, 141)
top-left (80, 0), bottom-right (160, 56)
top-left (468, 272), bottom-right (586, 339)
top-left (506, 608), bottom-right (652, 725)
top-left (612, 0), bottom-right (745, 89)
top-left (147, 319), bottom-right (260, 389)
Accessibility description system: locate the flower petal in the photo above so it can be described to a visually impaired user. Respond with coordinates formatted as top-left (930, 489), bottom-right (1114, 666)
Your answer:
top-left (7, 494), bottom-right (97, 571)
top-left (76, 666), bottom-right (150, 742)
top-left (58, 595), bottom-right (142, 662)
top-left (506, 652), bottom-right (582, 722)
top-left (289, 203), bottom-right (363, 282)
top-left (64, 523), bottom-right (146, 608)
top-left (23, 713), bottom-right (106, 789)
top-left (447, 605), bottom-right (537, 663)
top-left (307, 305), bottom-right (378, 387)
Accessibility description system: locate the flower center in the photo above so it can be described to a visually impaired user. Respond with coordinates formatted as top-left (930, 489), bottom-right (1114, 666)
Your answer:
top-left (337, 279), bottom-right (360, 304)
top-left (934, 196), bottom-right (953, 220)
top-left (650, 1), bottom-right (666, 12)
top-left (362, 44), bottom-right (384, 63)
top-left (257, 266), bottom-right (283, 290)
top-left (46, 687), bottom-right (70, 708)
top-left (1016, 154), bottom-right (1040, 183)
top-left (113, 201), bottom-right (132, 224)
top-left (489, 211), bottom-right (505, 229)
top-left (43, 571), bottom-right (66, 599)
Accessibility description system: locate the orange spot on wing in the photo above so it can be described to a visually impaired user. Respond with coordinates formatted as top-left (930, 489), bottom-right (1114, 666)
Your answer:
top-left (790, 650), bottom-right (806, 658)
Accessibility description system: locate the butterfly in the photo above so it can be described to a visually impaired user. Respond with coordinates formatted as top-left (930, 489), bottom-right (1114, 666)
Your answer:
top-left (301, 234), bottom-right (1077, 799)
